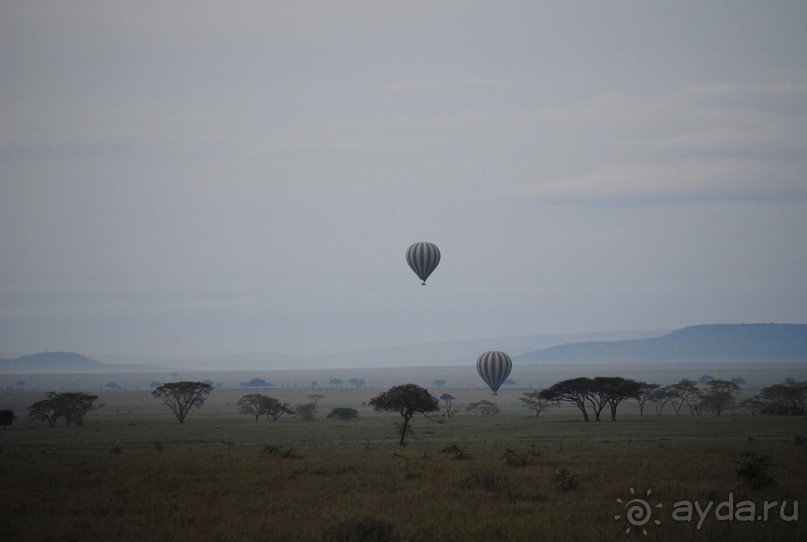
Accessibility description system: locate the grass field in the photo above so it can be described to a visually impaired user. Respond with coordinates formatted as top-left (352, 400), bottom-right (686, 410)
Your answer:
top-left (1, 387), bottom-right (806, 541)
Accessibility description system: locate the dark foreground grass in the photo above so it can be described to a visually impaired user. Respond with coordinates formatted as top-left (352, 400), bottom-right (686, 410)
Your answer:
top-left (1, 412), bottom-right (806, 541)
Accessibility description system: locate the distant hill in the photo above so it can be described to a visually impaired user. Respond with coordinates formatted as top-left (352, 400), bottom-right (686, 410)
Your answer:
top-left (6, 325), bottom-right (804, 373)
top-left (293, 329), bottom-right (669, 369)
top-left (96, 330), bottom-right (668, 371)
top-left (514, 324), bottom-right (807, 363)
top-left (0, 352), bottom-right (158, 373)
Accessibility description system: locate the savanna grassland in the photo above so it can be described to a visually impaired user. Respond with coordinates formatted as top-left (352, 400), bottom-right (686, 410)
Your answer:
top-left (1, 388), bottom-right (806, 542)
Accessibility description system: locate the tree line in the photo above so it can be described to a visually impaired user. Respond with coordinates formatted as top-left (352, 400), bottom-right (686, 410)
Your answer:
top-left (26, 392), bottom-right (101, 427)
top-left (523, 377), bottom-right (807, 421)
top-left (9, 378), bottom-right (806, 434)
top-left (740, 380), bottom-right (807, 416)
top-left (529, 377), bottom-right (742, 420)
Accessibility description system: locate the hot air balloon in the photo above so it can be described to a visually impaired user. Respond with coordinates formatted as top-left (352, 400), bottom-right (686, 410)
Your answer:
top-left (476, 351), bottom-right (512, 395)
top-left (406, 242), bottom-right (440, 285)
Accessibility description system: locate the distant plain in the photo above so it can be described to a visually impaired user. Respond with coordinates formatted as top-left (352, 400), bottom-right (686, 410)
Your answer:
top-left (2, 364), bottom-right (807, 541)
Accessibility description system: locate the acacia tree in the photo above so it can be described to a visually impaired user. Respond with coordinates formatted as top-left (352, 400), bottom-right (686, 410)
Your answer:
top-left (635, 382), bottom-right (660, 416)
top-left (295, 402), bottom-right (318, 422)
top-left (539, 377), bottom-right (594, 421)
top-left (439, 393), bottom-right (456, 418)
top-left (327, 407), bottom-right (359, 420)
top-left (739, 396), bottom-right (766, 416)
top-left (238, 393), bottom-right (269, 422)
top-left (594, 377), bottom-right (641, 421)
top-left (152, 381), bottom-right (213, 423)
top-left (29, 398), bottom-right (59, 427)
top-left (0, 409), bottom-right (17, 429)
top-left (237, 394), bottom-right (292, 422)
top-left (467, 400), bottom-right (500, 417)
top-left (266, 399), bottom-right (294, 421)
top-left (239, 378), bottom-right (272, 389)
top-left (520, 390), bottom-right (551, 417)
top-left (759, 381), bottom-right (807, 415)
top-left (539, 377), bottom-right (640, 421)
top-left (59, 392), bottom-right (101, 426)
top-left (650, 387), bottom-right (672, 416)
top-left (28, 392), bottom-right (100, 427)
top-left (700, 379), bottom-right (739, 415)
top-left (668, 379), bottom-right (700, 415)
top-left (369, 383), bottom-right (439, 445)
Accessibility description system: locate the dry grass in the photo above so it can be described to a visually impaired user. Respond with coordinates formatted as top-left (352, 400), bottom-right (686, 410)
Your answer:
top-left (1, 395), bottom-right (806, 541)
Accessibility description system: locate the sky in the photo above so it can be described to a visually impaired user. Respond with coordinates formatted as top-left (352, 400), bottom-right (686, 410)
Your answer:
top-left (1, 1), bottom-right (806, 359)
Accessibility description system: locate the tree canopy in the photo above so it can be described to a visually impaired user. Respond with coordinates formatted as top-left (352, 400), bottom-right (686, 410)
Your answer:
top-left (758, 381), bottom-right (807, 415)
top-left (519, 391), bottom-right (551, 417)
top-left (0, 409), bottom-right (17, 429)
top-left (699, 379), bottom-right (739, 416)
top-left (369, 383), bottom-right (439, 445)
top-left (237, 393), bottom-right (293, 422)
top-left (28, 392), bottom-right (100, 427)
top-left (152, 381), bottom-right (213, 423)
top-left (539, 377), bottom-right (641, 421)
top-left (326, 407), bottom-right (359, 420)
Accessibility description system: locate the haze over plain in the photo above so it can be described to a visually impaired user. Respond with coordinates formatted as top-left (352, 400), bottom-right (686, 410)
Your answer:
top-left (1, 2), bottom-right (806, 361)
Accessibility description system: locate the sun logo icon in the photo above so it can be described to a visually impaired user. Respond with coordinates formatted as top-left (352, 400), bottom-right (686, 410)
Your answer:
top-left (615, 488), bottom-right (663, 535)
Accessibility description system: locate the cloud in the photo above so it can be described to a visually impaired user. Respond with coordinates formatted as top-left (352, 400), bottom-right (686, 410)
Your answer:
top-left (388, 78), bottom-right (516, 93)
top-left (513, 161), bottom-right (807, 205)
top-left (510, 84), bottom-right (807, 204)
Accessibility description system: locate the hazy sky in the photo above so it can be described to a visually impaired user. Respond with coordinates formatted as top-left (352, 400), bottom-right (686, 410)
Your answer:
top-left (2, 1), bottom-right (806, 358)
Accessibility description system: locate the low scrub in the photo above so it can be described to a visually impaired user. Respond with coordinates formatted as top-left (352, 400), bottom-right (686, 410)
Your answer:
top-left (736, 451), bottom-right (774, 489)
top-left (324, 516), bottom-right (398, 542)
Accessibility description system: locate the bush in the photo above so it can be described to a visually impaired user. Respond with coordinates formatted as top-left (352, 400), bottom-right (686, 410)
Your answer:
top-left (261, 444), bottom-right (301, 459)
top-left (458, 471), bottom-right (510, 494)
top-left (327, 407), bottom-right (359, 420)
top-left (440, 444), bottom-right (473, 460)
top-left (500, 448), bottom-right (529, 467)
top-left (736, 451), bottom-right (774, 489)
top-left (760, 405), bottom-right (806, 416)
top-left (295, 402), bottom-right (318, 422)
top-left (553, 468), bottom-right (579, 492)
top-left (324, 517), bottom-right (398, 542)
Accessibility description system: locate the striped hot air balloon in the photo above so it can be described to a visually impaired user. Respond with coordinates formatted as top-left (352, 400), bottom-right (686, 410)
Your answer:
top-left (405, 242), bottom-right (441, 285)
top-left (476, 351), bottom-right (512, 395)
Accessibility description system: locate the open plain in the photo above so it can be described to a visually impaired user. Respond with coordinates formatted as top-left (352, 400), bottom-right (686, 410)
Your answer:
top-left (2, 383), bottom-right (806, 541)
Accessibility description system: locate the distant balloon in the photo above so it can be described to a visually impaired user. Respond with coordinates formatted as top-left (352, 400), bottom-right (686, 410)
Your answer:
top-left (406, 242), bottom-right (441, 285)
top-left (476, 351), bottom-right (512, 395)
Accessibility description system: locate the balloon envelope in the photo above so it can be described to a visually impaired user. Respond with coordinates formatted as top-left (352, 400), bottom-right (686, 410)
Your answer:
top-left (476, 351), bottom-right (512, 395)
top-left (406, 242), bottom-right (441, 285)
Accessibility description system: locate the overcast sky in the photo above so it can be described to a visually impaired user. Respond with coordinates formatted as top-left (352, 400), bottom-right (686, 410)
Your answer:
top-left (2, 1), bottom-right (806, 359)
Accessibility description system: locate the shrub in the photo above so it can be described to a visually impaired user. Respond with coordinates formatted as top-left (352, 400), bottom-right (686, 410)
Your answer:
top-left (324, 517), bottom-right (398, 542)
top-left (261, 444), bottom-right (301, 459)
top-left (500, 448), bottom-right (529, 467)
top-left (440, 444), bottom-right (473, 460)
top-left (458, 471), bottom-right (510, 494)
top-left (295, 402), bottom-right (318, 422)
top-left (553, 468), bottom-right (579, 492)
top-left (327, 407), bottom-right (359, 420)
top-left (736, 451), bottom-right (774, 489)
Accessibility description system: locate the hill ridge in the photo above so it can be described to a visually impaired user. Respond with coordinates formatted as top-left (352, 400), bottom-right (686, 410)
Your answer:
top-left (0, 352), bottom-right (158, 373)
top-left (3, 324), bottom-right (805, 373)
top-left (514, 323), bottom-right (807, 363)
